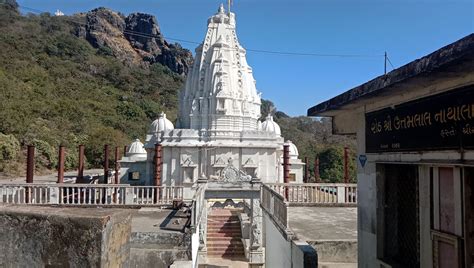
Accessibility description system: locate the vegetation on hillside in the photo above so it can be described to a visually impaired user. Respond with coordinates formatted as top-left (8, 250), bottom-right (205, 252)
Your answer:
top-left (0, 3), bottom-right (183, 175)
top-left (262, 100), bottom-right (357, 182)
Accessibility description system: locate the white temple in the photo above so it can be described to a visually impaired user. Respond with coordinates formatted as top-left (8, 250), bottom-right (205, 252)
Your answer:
top-left (120, 4), bottom-right (304, 189)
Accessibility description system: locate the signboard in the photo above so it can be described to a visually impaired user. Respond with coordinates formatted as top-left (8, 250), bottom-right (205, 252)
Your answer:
top-left (365, 85), bottom-right (474, 153)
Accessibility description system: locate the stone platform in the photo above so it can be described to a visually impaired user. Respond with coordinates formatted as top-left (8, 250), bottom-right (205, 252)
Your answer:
top-left (288, 207), bottom-right (357, 266)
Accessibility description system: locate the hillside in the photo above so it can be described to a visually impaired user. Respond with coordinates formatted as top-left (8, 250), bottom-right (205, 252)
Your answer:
top-left (262, 100), bottom-right (356, 182)
top-left (0, 1), bottom-right (187, 174)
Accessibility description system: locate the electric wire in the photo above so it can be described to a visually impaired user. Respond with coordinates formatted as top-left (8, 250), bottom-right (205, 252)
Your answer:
top-left (8, 3), bottom-right (387, 60)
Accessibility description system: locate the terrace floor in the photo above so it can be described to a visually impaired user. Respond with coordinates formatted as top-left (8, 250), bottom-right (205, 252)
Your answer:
top-left (288, 207), bottom-right (357, 242)
top-left (288, 206), bottom-right (357, 266)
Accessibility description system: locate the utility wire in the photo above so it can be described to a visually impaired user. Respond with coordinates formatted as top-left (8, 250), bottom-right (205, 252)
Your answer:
top-left (386, 56), bottom-right (395, 69)
top-left (9, 3), bottom-right (386, 59)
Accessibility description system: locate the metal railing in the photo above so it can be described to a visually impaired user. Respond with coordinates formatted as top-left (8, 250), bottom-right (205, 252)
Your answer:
top-left (265, 183), bottom-right (357, 205)
top-left (261, 183), bottom-right (289, 229)
top-left (0, 184), bottom-right (183, 206)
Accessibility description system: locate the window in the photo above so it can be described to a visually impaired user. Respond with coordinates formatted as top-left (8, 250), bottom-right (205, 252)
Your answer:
top-left (288, 173), bottom-right (296, 182)
top-left (128, 171), bottom-right (140, 181)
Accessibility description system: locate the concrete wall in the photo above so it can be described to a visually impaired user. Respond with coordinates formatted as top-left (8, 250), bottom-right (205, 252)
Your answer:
top-left (0, 205), bottom-right (131, 267)
top-left (263, 213), bottom-right (317, 268)
top-left (129, 228), bottom-right (191, 268)
top-left (191, 224), bottom-right (200, 268)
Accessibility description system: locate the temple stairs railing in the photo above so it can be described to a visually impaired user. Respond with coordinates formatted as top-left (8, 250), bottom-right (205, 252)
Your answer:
top-left (0, 184), bottom-right (183, 206)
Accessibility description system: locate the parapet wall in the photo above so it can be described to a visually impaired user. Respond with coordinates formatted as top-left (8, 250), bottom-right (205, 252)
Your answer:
top-left (0, 205), bottom-right (132, 267)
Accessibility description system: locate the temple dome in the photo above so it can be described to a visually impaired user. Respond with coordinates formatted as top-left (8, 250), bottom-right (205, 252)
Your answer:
top-left (127, 139), bottom-right (146, 156)
top-left (285, 140), bottom-right (299, 159)
top-left (150, 113), bottom-right (174, 133)
top-left (261, 115), bottom-right (281, 136)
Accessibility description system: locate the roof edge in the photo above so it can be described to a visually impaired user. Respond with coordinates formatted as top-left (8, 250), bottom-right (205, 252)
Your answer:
top-left (307, 33), bottom-right (474, 116)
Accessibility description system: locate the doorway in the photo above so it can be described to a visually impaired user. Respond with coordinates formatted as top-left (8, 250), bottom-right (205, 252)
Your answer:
top-left (377, 164), bottom-right (420, 267)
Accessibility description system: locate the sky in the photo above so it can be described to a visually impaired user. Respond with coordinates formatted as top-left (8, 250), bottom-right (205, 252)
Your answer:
top-left (18, 0), bottom-right (474, 116)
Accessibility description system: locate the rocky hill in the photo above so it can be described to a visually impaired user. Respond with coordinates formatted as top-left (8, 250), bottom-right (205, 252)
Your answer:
top-left (74, 7), bottom-right (193, 75)
top-left (0, 1), bottom-right (186, 174)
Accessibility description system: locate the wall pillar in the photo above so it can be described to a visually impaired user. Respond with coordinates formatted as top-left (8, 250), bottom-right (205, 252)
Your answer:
top-left (77, 145), bottom-right (84, 183)
top-left (154, 143), bottom-right (162, 186)
top-left (304, 157), bottom-right (309, 183)
top-left (315, 157), bottom-right (320, 182)
top-left (344, 146), bottom-right (349, 183)
top-left (283, 144), bottom-right (290, 199)
top-left (57, 145), bottom-right (65, 184)
top-left (26, 145), bottom-right (35, 184)
top-left (114, 147), bottom-right (119, 184)
top-left (26, 145), bottom-right (35, 203)
top-left (103, 144), bottom-right (109, 184)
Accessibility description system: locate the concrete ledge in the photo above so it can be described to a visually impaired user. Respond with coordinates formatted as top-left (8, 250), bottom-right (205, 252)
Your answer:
top-left (308, 240), bottom-right (357, 263)
top-left (0, 204), bottom-right (131, 267)
top-left (288, 203), bottom-right (357, 207)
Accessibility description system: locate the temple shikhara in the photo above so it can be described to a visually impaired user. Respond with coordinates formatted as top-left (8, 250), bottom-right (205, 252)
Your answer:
top-left (120, 4), bottom-right (304, 187)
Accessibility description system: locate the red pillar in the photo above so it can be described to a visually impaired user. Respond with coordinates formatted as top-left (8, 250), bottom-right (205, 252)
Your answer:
top-left (304, 157), bottom-right (309, 183)
top-left (283, 144), bottom-right (290, 200)
top-left (344, 146), bottom-right (349, 184)
top-left (26, 145), bottom-right (35, 203)
top-left (57, 145), bottom-right (65, 183)
top-left (123, 145), bottom-right (128, 157)
top-left (154, 143), bottom-right (162, 203)
top-left (114, 147), bottom-right (120, 184)
top-left (77, 145), bottom-right (84, 183)
top-left (314, 157), bottom-right (320, 182)
top-left (154, 143), bottom-right (162, 186)
top-left (103, 144), bottom-right (109, 184)
top-left (26, 145), bottom-right (35, 183)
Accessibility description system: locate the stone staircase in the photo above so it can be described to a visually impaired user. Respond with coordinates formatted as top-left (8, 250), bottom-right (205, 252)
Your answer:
top-left (207, 209), bottom-right (245, 259)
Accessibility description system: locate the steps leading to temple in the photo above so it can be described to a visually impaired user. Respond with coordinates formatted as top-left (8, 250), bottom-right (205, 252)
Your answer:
top-left (207, 209), bottom-right (245, 259)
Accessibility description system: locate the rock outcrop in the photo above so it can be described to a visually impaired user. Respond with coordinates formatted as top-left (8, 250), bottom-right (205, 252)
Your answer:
top-left (76, 7), bottom-right (193, 75)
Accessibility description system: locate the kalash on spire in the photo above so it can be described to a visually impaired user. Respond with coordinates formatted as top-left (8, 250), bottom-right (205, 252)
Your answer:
top-left (178, 3), bottom-right (262, 133)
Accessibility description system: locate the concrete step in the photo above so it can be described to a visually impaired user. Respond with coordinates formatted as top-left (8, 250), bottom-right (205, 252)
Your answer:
top-left (208, 249), bottom-right (244, 254)
top-left (207, 222), bottom-right (240, 227)
top-left (207, 233), bottom-right (242, 238)
top-left (207, 229), bottom-right (241, 234)
top-left (207, 236), bottom-right (242, 242)
top-left (207, 241), bottom-right (243, 246)
top-left (208, 227), bottom-right (240, 230)
top-left (207, 244), bottom-right (244, 250)
top-left (318, 262), bottom-right (357, 268)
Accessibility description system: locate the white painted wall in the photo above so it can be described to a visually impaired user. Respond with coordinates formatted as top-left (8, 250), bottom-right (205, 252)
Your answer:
top-left (263, 213), bottom-right (313, 268)
top-left (264, 213), bottom-right (292, 268)
top-left (191, 224), bottom-right (200, 268)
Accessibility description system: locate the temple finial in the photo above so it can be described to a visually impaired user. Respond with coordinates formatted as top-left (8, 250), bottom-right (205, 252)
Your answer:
top-left (218, 3), bottom-right (225, 14)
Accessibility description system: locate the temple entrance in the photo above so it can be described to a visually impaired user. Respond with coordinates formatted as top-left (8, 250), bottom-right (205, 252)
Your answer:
top-left (194, 163), bottom-right (264, 267)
